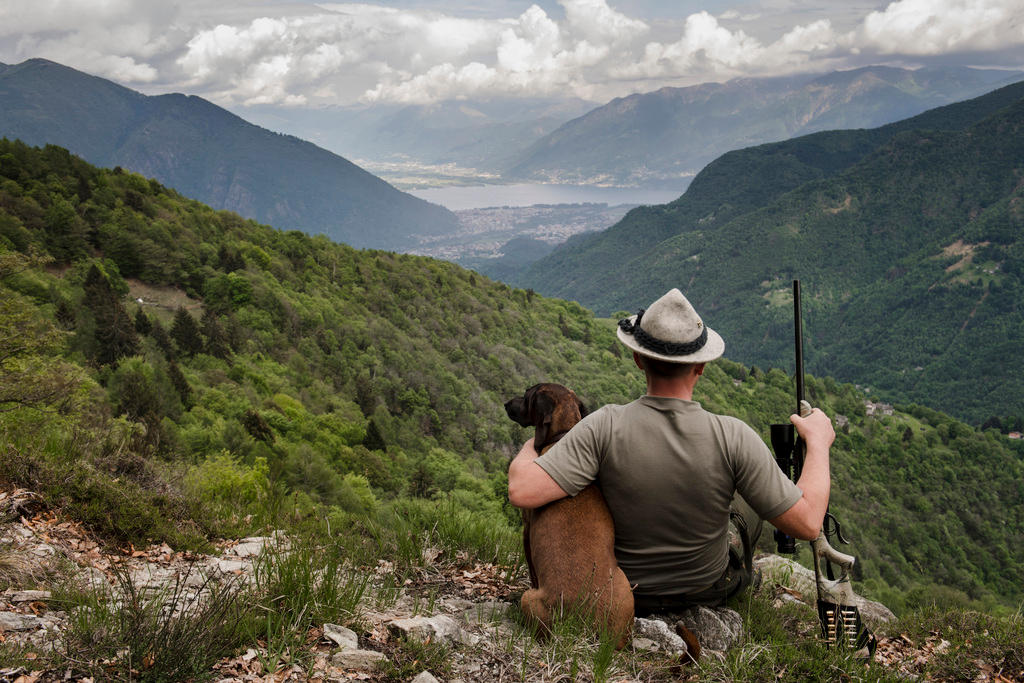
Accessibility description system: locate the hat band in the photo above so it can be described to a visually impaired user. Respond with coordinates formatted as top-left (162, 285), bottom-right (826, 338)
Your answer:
top-left (618, 308), bottom-right (708, 357)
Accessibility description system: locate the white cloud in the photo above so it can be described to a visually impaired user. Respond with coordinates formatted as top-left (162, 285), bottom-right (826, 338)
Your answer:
top-left (0, 0), bottom-right (182, 84)
top-left (561, 0), bottom-right (648, 46)
top-left (0, 0), bottom-right (1021, 106)
top-left (618, 11), bottom-right (806, 81)
top-left (855, 0), bottom-right (1023, 55)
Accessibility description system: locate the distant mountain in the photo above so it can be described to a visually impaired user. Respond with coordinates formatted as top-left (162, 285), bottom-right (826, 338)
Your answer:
top-left (0, 58), bottom-right (459, 250)
top-left (516, 80), bottom-right (1024, 425)
top-left (236, 97), bottom-right (595, 174)
top-left (504, 66), bottom-right (1023, 187)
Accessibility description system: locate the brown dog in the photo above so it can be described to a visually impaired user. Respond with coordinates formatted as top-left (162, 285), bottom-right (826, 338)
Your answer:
top-left (505, 383), bottom-right (634, 648)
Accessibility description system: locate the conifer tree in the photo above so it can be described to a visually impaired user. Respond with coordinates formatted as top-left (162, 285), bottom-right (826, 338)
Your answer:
top-left (201, 309), bottom-right (231, 359)
top-left (54, 298), bottom-right (76, 330)
top-left (166, 359), bottom-right (191, 408)
top-left (149, 318), bottom-right (174, 358)
top-left (242, 409), bottom-right (274, 443)
top-left (217, 244), bottom-right (245, 273)
top-left (364, 419), bottom-right (386, 451)
top-left (134, 308), bottom-right (152, 335)
top-left (83, 264), bottom-right (138, 365)
top-left (170, 306), bottom-right (203, 357)
top-left (355, 373), bottom-right (378, 416)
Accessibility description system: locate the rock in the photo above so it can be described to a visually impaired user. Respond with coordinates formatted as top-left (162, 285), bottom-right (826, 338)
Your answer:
top-left (72, 566), bottom-right (109, 593)
top-left (676, 606), bottom-right (742, 653)
top-left (774, 591), bottom-right (807, 608)
top-left (388, 614), bottom-right (478, 646)
top-left (631, 637), bottom-right (660, 652)
top-left (323, 623), bottom-right (359, 650)
top-left (216, 559), bottom-right (249, 575)
top-left (411, 672), bottom-right (440, 683)
top-left (129, 564), bottom-right (176, 587)
top-left (0, 612), bottom-right (41, 632)
top-left (28, 543), bottom-right (57, 559)
top-left (755, 555), bottom-right (896, 626)
top-left (227, 531), bottom-right (288, 558)
top-left (857, 598), bottom-right (897, 626)
top-left (9, 590), bottom-right (50, 603)
top-left (633, 617), bottom-right (688, 654)
top-left (324, 621), bottom-right (386, 670)
top-left (330, 647), bottom-right (386, 669)
top-left (228, 539), bottom-right (269, 558)
top-left (441, 597), bottom-right (474, 613)
top-left (459, 601), bottom-right (512, 627)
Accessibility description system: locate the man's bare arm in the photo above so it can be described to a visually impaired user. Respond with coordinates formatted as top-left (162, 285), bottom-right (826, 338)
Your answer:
top-left (769, 408), bottom-right (834, 540)
top-left (507, 437), bottom-right (570, 509)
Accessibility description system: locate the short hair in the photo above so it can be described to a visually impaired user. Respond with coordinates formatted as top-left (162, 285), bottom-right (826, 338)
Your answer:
top-left (637, 355), bottom-right (699, 379)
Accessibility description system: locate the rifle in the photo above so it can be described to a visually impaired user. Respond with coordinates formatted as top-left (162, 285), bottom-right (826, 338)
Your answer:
top-left (771, 279), bottom-right (876, 658)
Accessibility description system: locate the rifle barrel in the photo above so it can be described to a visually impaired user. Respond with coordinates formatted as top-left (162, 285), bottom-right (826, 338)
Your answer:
top-left (793, 279), bottom-right (804, 411)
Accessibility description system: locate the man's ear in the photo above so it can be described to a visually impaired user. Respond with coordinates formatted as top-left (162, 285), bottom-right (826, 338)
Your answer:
top-left (694, 363), bottom-right (706, 377)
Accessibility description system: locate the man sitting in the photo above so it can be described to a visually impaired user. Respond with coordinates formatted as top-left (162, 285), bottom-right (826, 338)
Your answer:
top-left (508, 288), bottom-right (835, 614)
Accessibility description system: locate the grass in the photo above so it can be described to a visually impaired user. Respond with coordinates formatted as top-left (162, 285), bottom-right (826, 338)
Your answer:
top-left (891, 606), bottom-right (1024, 681)
top-left (377, 633), bottom-right (454, 682)
top-left (2, 496), bottom-right (1022, 682)
top-left (54, 563), bottom-right (248, 681)
top-left (242, 539), bottom-right (370, 672)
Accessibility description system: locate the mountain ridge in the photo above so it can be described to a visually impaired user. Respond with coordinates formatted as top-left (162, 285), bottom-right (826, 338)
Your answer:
top-left (0, 58), bottom-right (459, 250)
top-left (505, 65), bottom-right (1024, 187)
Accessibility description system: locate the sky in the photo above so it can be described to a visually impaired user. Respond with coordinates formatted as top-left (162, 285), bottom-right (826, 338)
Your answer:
top-left (1, 0), bottom-right (1023, 108)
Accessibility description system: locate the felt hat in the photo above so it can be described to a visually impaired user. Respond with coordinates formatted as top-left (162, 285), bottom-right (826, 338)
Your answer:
top-left (616, 288), bottom-right (724, 363)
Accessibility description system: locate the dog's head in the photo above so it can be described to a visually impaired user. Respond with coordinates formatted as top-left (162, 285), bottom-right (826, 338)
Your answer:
top-left (505, 383), bottom-right (589, 452)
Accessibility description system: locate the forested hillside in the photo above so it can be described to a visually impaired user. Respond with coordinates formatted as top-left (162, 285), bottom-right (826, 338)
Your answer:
top-left (0, 58), bottom-right (459, 250)
top-left (518, 81), bottom-right (1024, 426)
top-left (1, 140), bottom-right (1022, 615)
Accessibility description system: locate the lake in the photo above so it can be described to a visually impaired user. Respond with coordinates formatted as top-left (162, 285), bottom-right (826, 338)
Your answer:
top-left (408, 183), bottom-right (685, 210)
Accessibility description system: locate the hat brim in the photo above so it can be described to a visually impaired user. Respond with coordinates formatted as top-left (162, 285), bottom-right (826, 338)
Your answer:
top-left (616, 315), bottom-right (725, 364)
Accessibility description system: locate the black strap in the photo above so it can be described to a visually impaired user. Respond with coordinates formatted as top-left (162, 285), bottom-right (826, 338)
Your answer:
top-left (728, 511), bottom-right (754, 594)
top-left (618, 309), bottom-right (708, 356)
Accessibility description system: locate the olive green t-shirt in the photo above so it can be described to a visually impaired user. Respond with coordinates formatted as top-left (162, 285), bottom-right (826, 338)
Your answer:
top-left (535, 396), bottom-right (801, 595)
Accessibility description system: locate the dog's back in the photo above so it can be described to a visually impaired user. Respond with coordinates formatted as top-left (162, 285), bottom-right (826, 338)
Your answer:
top-left (505, 384), bottom-right (634, 648)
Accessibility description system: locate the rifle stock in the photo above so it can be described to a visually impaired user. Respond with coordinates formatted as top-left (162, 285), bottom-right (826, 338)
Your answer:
top-left (770, 279), bottom-right (876, 658)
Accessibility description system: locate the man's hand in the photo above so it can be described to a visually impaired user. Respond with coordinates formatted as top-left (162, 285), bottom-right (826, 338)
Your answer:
top-left (769, 407), bottom-right (834, 540)
top-left (790, 407), bottom-right (835, 452)
top-left (508, 437), bottom-right (569, 509)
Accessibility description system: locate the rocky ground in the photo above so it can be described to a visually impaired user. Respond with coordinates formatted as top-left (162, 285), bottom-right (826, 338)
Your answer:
top-left (0, 486), bottom-right (1017, 682)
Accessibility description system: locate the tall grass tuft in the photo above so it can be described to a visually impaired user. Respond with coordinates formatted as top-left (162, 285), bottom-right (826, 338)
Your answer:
top-left (57, 563), bottom-right (247, 681)
top-left (243, 539), bottom-right (369, 671)
top-left (376, 633), bottom-right (453, 682)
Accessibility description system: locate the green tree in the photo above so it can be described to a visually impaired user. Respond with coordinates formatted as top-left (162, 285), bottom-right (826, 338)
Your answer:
top-left (170, 306), bottom-right (203, 357)
top-left (0, 255), bottom-right (80, 412)
top-left (83, 264), bottom-right (138, 365)
top-left (167, 359), bottom-right (191, 408)
top-left (201, 309), bottom-right (231, 359)
top-left (364, 419), bottom-right (386, 451)
top-left (242, 409), bottom-right (274, 443)
top-left (133, 308), bottom-right (152, 335)
top-left (108, 357), bottom-right (163, 422)
top-left (149, 318), bottom-right (174, 358)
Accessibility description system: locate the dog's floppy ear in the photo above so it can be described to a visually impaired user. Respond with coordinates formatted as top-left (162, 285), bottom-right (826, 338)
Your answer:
top-left (506, 384), bottom-right (543, 426)
top-left (504, 396), bottom-right (531, 426)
